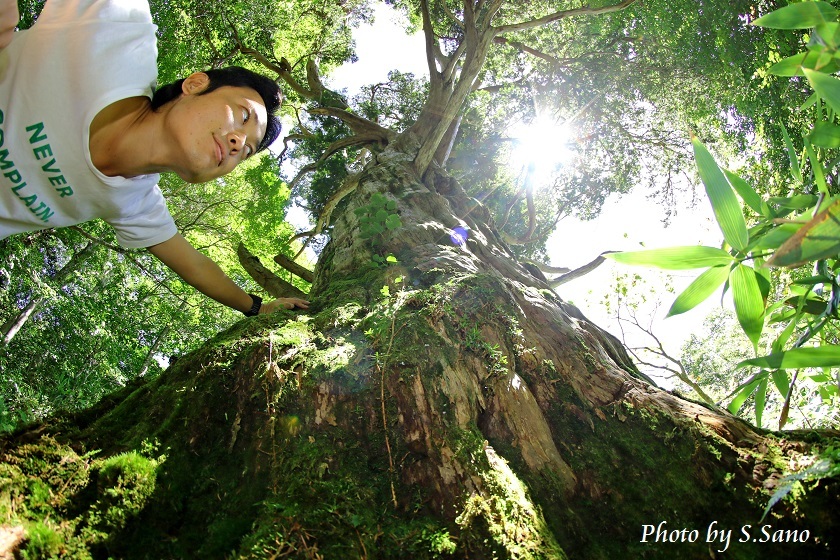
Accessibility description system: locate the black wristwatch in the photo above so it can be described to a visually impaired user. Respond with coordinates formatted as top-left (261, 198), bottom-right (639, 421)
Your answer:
top-left (244, 294), bottom-right (262, 317)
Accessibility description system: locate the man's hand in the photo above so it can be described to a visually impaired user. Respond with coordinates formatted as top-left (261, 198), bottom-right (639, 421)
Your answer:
top-left (0, 0), bottom-right (19, 49)
top-left (260, 297), bottom-right (310, 314)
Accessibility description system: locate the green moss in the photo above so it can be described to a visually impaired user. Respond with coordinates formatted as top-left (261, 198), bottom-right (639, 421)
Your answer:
top-left (19, 521), bottom-right (65, 560)
top-left (79, 451), bottom-right (161, 542)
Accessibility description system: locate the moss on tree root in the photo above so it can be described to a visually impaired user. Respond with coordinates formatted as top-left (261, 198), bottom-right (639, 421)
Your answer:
top-left (1, 274), bottom-right (838, 559)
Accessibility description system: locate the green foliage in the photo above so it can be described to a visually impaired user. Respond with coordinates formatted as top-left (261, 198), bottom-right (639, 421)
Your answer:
top-left (608, 1), bottom-right (840, 429)
top-left (354, 193), bottom-right (403, 258)
top-left (761, 443), bottom-right (840, 522)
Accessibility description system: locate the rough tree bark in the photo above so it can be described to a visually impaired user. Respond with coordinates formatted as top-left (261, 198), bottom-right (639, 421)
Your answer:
top-left (1, 138), bottom-right (838, 559)
top-left (1, 1), bottom-right (838, 558)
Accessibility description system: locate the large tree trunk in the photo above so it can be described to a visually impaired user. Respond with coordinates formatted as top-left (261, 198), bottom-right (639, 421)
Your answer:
top-left (1, 146), bottom-right (838, 559)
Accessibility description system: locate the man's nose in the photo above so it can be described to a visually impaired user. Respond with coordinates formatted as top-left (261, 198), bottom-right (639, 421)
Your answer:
top-left (226, 131), bottom-right (245, 153)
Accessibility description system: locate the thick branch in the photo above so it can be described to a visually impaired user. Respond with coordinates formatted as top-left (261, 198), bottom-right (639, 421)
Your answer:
top-left (273, 253), bottom-right (314, 284)
top-left (314, 172), bottom-right (362, 235)
top-left (308, 107), bottom-right (393, 139)
top-left (549, 252), bottom-right (617, 288)
top-left (501, 180), bottom-right (538, 245)
top-left (493, 36), bottom-right (564, 67)
top-left (493, 0), bottom-right (638, 35)
top-left (319, 132), bottom-right (389, 164)
top-left (237, 243), bottom-right (308, 299)
top-left (420, 0), bottom-right (442, 83)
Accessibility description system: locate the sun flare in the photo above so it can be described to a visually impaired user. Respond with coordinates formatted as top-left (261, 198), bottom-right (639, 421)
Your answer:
top-left (508, 117), bottom-right (577, 185)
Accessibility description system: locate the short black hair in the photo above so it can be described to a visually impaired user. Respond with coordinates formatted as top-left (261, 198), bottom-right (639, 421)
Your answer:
top-left (151, 66), bottom-right (282, 153)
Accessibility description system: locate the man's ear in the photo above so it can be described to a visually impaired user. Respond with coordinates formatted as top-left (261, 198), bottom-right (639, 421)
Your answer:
top-left (181, 72), bottom-right (210, 95)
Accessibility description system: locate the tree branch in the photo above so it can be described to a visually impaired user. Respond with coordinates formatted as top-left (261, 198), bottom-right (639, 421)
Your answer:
top-left (493, 36), bottom-right (564, 66)
top-left (549, 252), bottom-right (617, 288)
top-left (273, 253), bottom-right (314, 284)
top-left (493, 0), bottom-right (638, 35)
top-left (237, 243), bottom-right (308, 299)
top-left (420, 0), bottom-right (442, 82)
top-left (307, 107), bottom-right (394, 139)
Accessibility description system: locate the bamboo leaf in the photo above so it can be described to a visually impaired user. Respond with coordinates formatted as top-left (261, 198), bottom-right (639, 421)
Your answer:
top-left (809, 121), bottom-right (840, 148)
top-left (804, 68), bottom-right (840, 116)
top-left (693, 138), bottom-right (749, 251)
top-left (666, 266), bottom-right (731, 317)
top-left (737, 345), bottom-right (840, 369)
top-left (771, 369), bottom-right (791, 398)
top-left (730, 264), bottom-right (765, 350)
top-left (780, 125), bottom-right (803, 184)
top-left (605, 246), bottom-right (735, 270)
top-left (766, 199), bottom-right (840, 267)
top-left (769, 50), bottom-right (840, 76)
top-left (805, 142), bottom-right (829, 195)
top-left (753, 2), bottom-right (838, 29)
top-left (724, 169), bottom-right (773, 217)
top-left (728, 376), bottom-right (763, 415)
top-left (768, 194), bottom-right (818, 210)
top-left (751, 222), bottom-right (801, 250)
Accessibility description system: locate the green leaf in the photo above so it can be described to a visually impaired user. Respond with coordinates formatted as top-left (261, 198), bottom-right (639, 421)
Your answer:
top-left (753, 2), bottom-right (838, 29)
top-left (724, 169), bottom-right (772, 217)
top-left (809, 121), bottom-right (840, 147)
top-left (666, 265), bottom-right (730, 317)
top-left (804, 68), bottom-right (840, 116)
top-left (768, 194), bottom-right (820, 211)
top-left (730, 264), bottom-right (765, 350)
top-left (386, 200), bottom-right (397, 211)
top-left (751, 222), bottom-right (801, 251)
top-left (803, 93), bottom-right (820, 114)
top-left (780, 125), bottom-right (803, 184)
top-left (693, 138), bottom-right (749, 251)
top-left (737, 345), bottom-right (840, 369)
top-left (385, 254), bottom-right (398, 263)
top-left (766, 199), bottom-right (840, 267)
top-left (728, 375), bottom-right (764, 415)
top-left (370, 193), bottom-right (387, 208)
top-left (791, 274), bottom-right (833, 285)
top-left (815, 21), bottom-right (840, 49)
top-left (605, 246), bottom-right (735, 270)
top-left (771, 369), bottom-right (791, 398)
top-left (385, 214), bottom-right (402, 230)
top-left (769, 50), bottom-right (840, 76)
top-left (805, 142), bottom-right (830, 195)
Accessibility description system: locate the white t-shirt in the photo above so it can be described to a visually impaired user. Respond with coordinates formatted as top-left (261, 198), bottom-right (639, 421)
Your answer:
top-left (0, 0), bottom-right (177, 248)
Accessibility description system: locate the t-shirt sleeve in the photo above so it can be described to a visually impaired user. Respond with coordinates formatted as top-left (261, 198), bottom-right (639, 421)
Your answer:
top-left (107, 184), bottom-right (178, 248)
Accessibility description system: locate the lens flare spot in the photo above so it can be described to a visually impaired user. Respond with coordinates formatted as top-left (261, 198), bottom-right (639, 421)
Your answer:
top-left (450, 226), bottom-right (469, 246)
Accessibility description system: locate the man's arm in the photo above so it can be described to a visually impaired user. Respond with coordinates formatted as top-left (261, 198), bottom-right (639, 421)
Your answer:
top-left (148, 234), bottom-right (309, 314)
top-left (0, 0), bottom-right (19, 49)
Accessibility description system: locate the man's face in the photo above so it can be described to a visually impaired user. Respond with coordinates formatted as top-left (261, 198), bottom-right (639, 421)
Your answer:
top-left (167, 73), bottom-right (268, 183)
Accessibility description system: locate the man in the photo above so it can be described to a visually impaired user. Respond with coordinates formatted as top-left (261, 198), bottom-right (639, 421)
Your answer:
top-left (0, 0), bottom-right (308, 316)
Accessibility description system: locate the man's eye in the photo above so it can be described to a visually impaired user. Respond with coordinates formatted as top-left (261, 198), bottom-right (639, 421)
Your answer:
top-left (246, 146), bottom-right (253, 158)
top-left (243, 110), bottom-right (250, 124)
